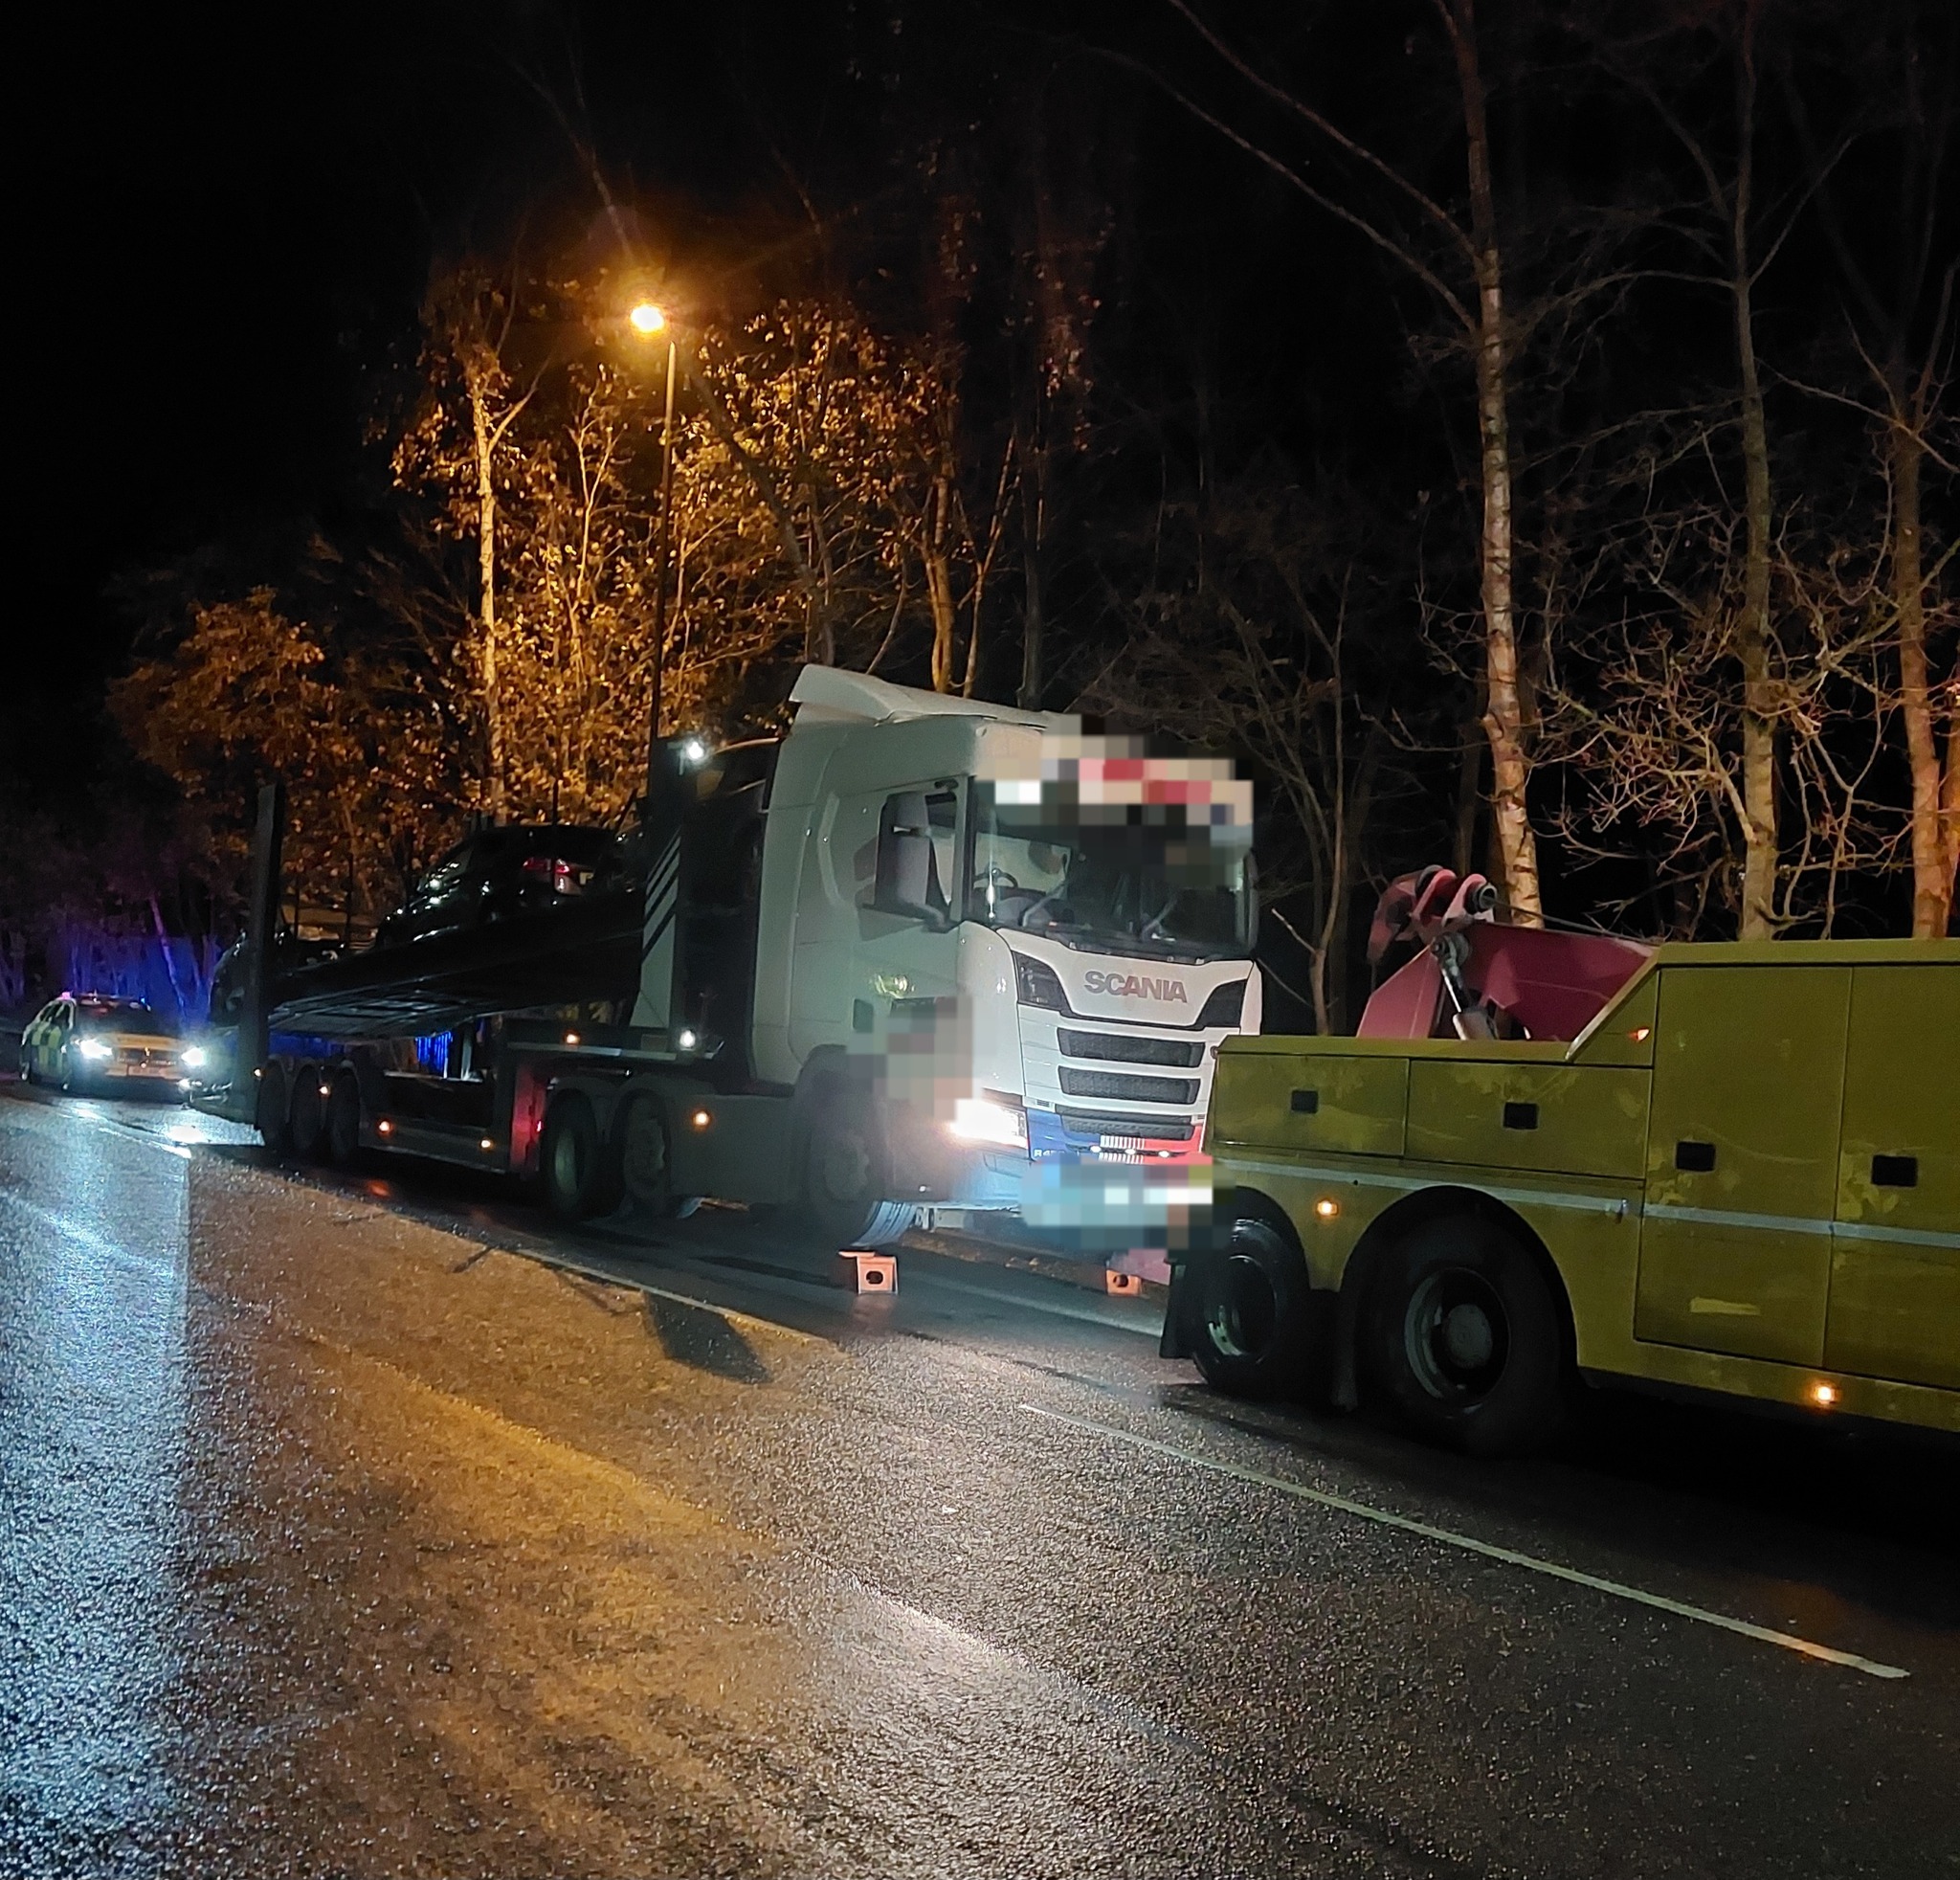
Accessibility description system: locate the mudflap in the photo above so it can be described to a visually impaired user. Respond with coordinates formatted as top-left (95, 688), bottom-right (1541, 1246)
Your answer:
top-left (1159, 1258), bottom-right (1199, 1361)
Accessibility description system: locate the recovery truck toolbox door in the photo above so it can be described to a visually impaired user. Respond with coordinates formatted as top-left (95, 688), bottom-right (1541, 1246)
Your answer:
top-left (1636, 964), bottom-right (1851, 1366)
top-left (1825, 962), bottom-right (1960, 1390)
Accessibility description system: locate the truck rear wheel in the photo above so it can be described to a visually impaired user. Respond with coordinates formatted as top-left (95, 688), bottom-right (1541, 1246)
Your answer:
top-left (324, 1072), bottom-right (364, 1167)
top-left (1188, 1216), bottom-right (1320, 1399)
top-left (619, 1096), bottom-right (701, 1220)
top-left (1365, 1215), bottom-right (1568, 1457)
top-left (256, 1061), bottom-right (292, 1158)
top-left (542, 1092), bottom-right (620, 1220)
top-left (289, 1062), bottom-right (327, 1162)
top-left (802, 1092), bottom-right (913, 1247)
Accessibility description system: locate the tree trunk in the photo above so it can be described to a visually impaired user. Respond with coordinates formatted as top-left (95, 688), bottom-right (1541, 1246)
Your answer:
top-left (147, 892), bottom-right (189, 1025)
top-left (1943, 712), bottom-right (1960, 934)
top-left (465, 359), bottom-right (506, 822)
top-left (924, 467), bottom-right (958, 694)
top-left (1892, 409), bottom-right (1951, 937)
top-left (1450, 0), bottom-right (1542, 925)
top-left (1018, 438), bottom-right (1045, 709)
top-left (1730, 9), bottom-right (1778, 939)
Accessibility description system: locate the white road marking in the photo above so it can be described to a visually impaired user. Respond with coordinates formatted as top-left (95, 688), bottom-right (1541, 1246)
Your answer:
top-left (1021, 1401), bottom-right (1910, 1681)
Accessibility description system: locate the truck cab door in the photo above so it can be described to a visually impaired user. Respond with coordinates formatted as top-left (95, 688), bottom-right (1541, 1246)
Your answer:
top-left (788, 784), bottom-right (962, 1066)
top-left (1635, 965), bottom-right (1850, 1366)
top-left (1824, 964), bottom-right (1960, 1390)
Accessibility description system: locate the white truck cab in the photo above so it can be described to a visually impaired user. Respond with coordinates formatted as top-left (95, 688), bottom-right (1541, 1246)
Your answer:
top-left (723, 666), bottom-right (1260, 1246)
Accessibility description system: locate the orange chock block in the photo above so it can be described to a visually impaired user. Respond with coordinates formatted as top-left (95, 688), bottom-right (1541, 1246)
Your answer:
top-left (837, 1249), bottom-right (898, 1294)
top-left (1104, 1269), bottom-right (1144, 1298)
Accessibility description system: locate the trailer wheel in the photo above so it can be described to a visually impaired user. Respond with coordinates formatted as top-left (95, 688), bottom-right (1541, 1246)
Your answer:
top-left (1188, 1216), bottom-right (1319, 1399)
top-left (289, 1062), bottom-right (327, 1162)
top-left (542, 1092), bottom-right (619, 1220)
top-left (618, 1096), bottom-right (701, 1220)
top-left (256, 1061), bottom-right (292, 1158)
top-left (1365, 1214), bottom-right (1568, 1457)
top-left (324, 1071), bottom-right (364, 1167)
top-left (802, 1091), bottom-right (913, 1247)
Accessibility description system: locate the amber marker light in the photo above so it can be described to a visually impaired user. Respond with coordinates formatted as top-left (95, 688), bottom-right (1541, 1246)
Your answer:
top-left (377, 1118), bottom-right (393, 1135)
top-left (564, 1031), bottom-right (580, 1045)
top-left (1629, 1026), bottom-right (1652, 1041)
top-left (1811, 1382), bottom-right (1838, 1408)
top-left (1314, 1197), bottom-right (1341, 1220)
top-left (629, 301), bottom-right (667, 335)
top-left (691, 1108), bottom-right (712, 1130)
top-left (479, 1137), bottom-right (494, 1152)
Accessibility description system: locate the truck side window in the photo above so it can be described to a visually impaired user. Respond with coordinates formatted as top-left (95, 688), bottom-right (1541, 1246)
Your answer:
top-left (873, 789), bottom-right (956, 921)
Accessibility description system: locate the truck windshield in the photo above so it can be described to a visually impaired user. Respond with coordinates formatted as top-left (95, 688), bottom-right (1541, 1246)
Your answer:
top-left (969, 795), bottom-right (1253, 960)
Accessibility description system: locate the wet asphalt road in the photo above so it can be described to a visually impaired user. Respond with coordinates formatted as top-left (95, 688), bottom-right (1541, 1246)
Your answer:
top-left (1, 1081), bottom-right (1955, 1880)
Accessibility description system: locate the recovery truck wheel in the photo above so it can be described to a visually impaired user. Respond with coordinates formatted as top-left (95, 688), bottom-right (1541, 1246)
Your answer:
top-left (618, 1096), bottom-right (701, 1220)
top-left (324, 1070), bottom-right (364, 1168)
top-left (289, 1061), bottom-right (327, 1162)
top-left (802, 1091), bottom-right (913, 1248)
top-left (1187, 1215), bottom-right (1321, 1399)
top-left (256, 1060), bottom-right (292, 1158)
top-left (542, 1091), bottom-right (621, 1220)
top-left (1365, 1214), bottom-right (1568, 1457)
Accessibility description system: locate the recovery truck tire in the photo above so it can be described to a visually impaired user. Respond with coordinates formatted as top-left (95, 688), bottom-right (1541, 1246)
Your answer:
top-left (618, 1096), bottom-right (701, 1220)
top-left (289, 1061), bottom-right (327, 1162)
top-left (1365, 1214), bottom-right (1569, 1457)
top-left (324, 1070), bottom-right (364, 1168)
top-left (542, 1091), bottom-right (621, 1220)
top-left (801, 1089), bottom-right (914, 1248)
top-left (1187, 1215), bottom-right (1322, 1399)
top-left (256, 1060), bottom-right (292, 1159)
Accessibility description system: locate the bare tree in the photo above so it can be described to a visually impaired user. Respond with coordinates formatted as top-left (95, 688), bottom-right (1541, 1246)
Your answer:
top-left (1144, 0), bottom-right (1546, 922)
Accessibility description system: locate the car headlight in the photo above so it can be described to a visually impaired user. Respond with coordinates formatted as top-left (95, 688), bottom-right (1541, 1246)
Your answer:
top-left (77, 1039), bottom-right (114, 1062)
top-left (180, 1045), bottom-right (208, 1070)
top-left (948, 1095), bottom-right (1028, 1149)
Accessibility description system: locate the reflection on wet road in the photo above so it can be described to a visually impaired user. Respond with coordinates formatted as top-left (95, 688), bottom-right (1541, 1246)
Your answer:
top-left (2, 1085), bottom-right (1956, 1877)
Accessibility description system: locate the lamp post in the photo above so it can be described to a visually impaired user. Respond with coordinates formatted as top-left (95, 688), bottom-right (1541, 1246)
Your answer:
top-left (629, 301), bottom-right (678, 806)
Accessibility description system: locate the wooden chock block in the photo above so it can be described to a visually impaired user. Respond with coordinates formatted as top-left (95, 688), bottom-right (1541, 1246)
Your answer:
top-left (836, 1249), bottom-right (898, 1294)
top-left (1104, 1269), bottom-right (1144, 1298)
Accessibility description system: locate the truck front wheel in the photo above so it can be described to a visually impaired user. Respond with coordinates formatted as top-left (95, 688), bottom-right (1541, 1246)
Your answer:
top-left (542, 1092), bottom-right (620, 1220)
top-left (1188, 1217), bottom-right (1320, 1399)
top-left (802, 1093), bottom-right (913, 1247)
top-left (1365, 1216), bottom-right (1568, 1457)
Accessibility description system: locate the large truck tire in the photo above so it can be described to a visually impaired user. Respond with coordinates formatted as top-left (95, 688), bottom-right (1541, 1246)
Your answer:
top-left (1188, 1216), bottom-right (1322, 1399)
top-left (289, 1062), bottom-right (327, 1162)
top-left (324, 1070), bottom-right (364, 1168)
top-left (256, 1060), bottom-right (292, 1158)
top-left (1364, 1214), bottom-right (1568, 1457)
top-left (618, 1095), bottom-right (701, 1220)
top-left (542, 1091), bottom-right (621, 1220)
top-left (801, 1090), bottom-right (914, 1247)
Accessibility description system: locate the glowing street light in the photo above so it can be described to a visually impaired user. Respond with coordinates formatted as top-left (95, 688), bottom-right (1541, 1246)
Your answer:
top-left (629, 301), bottom-right (667, 335)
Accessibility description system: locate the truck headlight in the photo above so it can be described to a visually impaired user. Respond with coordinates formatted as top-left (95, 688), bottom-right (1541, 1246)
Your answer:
top-left (948, 1096), bottom-right (1028, 1149)
top-left (77, 1039), bottom-right (114, 1062)
top-left (181, 1045), bottom-right (208, 1071)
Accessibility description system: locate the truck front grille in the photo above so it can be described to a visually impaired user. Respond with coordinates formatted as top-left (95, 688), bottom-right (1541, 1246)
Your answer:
top-left (1056, 1067), bottom-right (1200, 1106)
top-left (1054, 1107), bottom-right (1195, 1142)
top-left (1057, 1028), bottom-right (1204, 1068)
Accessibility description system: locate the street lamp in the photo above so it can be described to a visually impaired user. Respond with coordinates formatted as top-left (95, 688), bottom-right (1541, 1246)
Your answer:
top-left (628, 302), bottom-right (679, 806)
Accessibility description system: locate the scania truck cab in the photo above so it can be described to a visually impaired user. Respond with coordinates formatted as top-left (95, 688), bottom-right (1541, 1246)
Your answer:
top-left (742, 665), bottom-right (1259, 1244)
top-left (213, 665), bottom-right (1260, 1253)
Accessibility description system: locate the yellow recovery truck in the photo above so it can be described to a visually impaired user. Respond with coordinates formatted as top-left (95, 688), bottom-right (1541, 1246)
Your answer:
top-left (1169, 865), bottom-right (1960, 1454)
